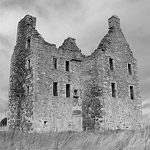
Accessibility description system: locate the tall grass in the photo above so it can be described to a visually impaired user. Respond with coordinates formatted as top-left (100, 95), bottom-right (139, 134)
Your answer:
top-left (0, 127), bottom-right (150, 150)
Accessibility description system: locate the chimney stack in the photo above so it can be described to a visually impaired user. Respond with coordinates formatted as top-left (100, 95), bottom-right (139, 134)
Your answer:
top-left (108, 15), bottom-right (120, 29)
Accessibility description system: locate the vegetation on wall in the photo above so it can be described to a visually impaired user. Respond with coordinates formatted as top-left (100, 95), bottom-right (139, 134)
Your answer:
top-left (83, 82), bottom-right (103, 130)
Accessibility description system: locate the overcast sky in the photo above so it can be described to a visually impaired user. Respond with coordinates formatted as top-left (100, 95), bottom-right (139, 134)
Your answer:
top-left (0, 0), bottom-right (149, 125)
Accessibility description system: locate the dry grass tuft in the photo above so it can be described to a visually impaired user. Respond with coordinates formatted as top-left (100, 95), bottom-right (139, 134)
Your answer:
top-left (0, 128), bottom-right (150, 150)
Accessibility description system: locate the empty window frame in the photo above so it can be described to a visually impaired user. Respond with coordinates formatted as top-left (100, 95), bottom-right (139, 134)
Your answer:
top-left (27, 85), bottom-right (30, 95)
top-left (44, 121), bottom-right (47, 125)
top-left (53, 58), bottom-right (57, 69)
top-left (53, 82), bottom-right (58, 96)
top-left (66, 61), bottom-right (69, 71)
top-left (73, 89), bottom-right (79, 98)
top-left (74, 89), bottom-right (78, 95)
top-left (128, 63), bottom-right (132, 75)
top-left (111, 82), bottom-right (116, 98)
top-left (66, 84), bottom-right (70, 98)
top-left (26, 59), bottom-right (30, 69)
top-left (26, 38), bottom-right (31, 48)
top-left (130, 86), bottom-right (134, 100)
top-left (109, 58), bottom-right (114, 70)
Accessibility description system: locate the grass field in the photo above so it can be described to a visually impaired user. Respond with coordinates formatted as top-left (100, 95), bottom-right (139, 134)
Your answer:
top-left (0, 128), bottom-right (150, 150)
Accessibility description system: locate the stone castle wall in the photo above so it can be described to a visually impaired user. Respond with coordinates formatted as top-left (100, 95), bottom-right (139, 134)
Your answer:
top-left (31, 36), bottom-right (83, 131)
top-left (8, 15), bottom-right (143, 131)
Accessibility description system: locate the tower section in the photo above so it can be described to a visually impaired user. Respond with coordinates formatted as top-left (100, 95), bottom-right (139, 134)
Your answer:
top-left (97, 15), bottom-right (142, 130)
top-left (82, 15), bottom-right (142, 131)
top-left (8, 15), bottom-right (36, 130)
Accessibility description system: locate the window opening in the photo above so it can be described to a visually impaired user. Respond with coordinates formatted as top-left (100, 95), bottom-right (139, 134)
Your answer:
top-left (128, 63), bottom-right (132, 75)
top-left (66, 84), bottom-right (70, 98)
top-left (109, 58), bottom-right (114, 70)
top-left (27, 59), bottom-right (30, 69)
top-left (53, 82), bottom-right (58, 96)
top-left (130, 86), bottom-right (134, 100)
top-left (66, 61), bottom-right (69, 71)
top-left (44, 121), bottom-right (47, 125)
top-left (27, 85), bottom-right (30, 95)
top-left (53, 58), bottom-right (57, 69)
top-left (73, 89), bottom-right (79, 98)
top-left (27, 38), bottom-right (30, 48)
top-left (111, 82), bottom-right (116, 98)
top-left (74, 89), bottom-right (78, 95)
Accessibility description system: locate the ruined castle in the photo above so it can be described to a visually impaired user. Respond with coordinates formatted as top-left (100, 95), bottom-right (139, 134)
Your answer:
top-left (8, 15), bottom-right (142, 132)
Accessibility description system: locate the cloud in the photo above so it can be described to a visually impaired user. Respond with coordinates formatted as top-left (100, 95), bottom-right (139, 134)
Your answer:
top-left (0, 47), bottom-right (10, 102)
top-left (0, 99), bottom-right (7, 113)
top-left (122, 0), bottom-right (143, 3)
top-left (140, 78), bottom-right (150, 99)
top-left (0, 49), bottom-right (10, 59)
top-left (143, 112), bottom-right (150, 126)
top-left (0, 34), bottom-right (12, 48)
top-left (0, 0), bottom-right (36, 10)
top-left (142, 99), bottom-right (150, 115)
top-left (0, 98), bottom-right (8, 120)
top-left (143, 103), bottom-right (150, 111)
top-left (142, 99), bottom-right (150, 105)
top-left (0, 0), bottom-right (52, 19)
top-left (45, 0), bottom-right (81, 11)
top-left (142, 98), bottom-right (150, 126)
top-left (0, 0), bottom-right (84, 19)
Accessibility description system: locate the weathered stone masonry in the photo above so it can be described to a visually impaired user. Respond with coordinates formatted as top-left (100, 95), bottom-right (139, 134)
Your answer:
top-left (8, 15), bottom-right (142, 131)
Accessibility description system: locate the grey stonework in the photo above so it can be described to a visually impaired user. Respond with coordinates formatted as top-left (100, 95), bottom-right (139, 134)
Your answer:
top-left (8, 15), bottom-right (142, 132)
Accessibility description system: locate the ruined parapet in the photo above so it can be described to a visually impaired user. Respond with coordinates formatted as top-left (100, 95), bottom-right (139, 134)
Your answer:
top-left (59, 37), bottom-right (81, 52)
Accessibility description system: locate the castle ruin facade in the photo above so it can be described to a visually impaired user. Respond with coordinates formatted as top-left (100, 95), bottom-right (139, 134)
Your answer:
top-left (8, 15), bottom-right (142, 131)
